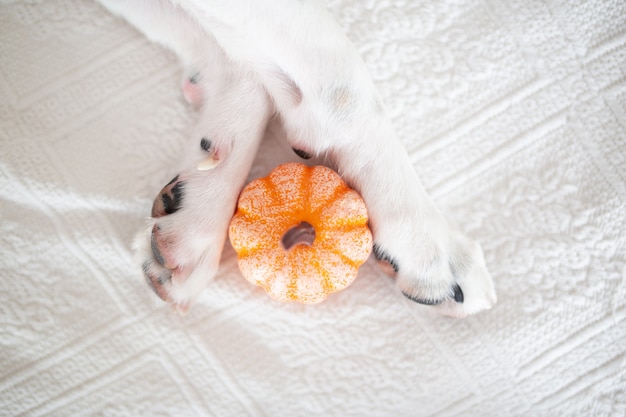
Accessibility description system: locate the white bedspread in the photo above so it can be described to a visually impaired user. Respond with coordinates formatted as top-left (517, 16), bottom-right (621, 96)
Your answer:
top-left (1, 0), bottom-right (625, 416)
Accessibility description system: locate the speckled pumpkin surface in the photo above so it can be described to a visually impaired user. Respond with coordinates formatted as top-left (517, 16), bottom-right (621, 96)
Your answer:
top-left (229, 162), bottom-right (373, 303)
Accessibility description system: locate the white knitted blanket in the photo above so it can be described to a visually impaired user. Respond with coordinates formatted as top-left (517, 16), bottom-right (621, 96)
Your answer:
top-left (1, 0), bottom-right (625, 416)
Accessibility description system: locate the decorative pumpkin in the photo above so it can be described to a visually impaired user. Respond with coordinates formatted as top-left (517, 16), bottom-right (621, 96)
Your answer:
top-left (229, 162), bottom-right (373, 303)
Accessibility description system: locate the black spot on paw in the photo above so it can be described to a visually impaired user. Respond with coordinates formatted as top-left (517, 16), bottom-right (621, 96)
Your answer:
top-left (189, 73), bottom-right (200, 84)
top-left (161, 181), bottom-right (185, 215)
top-left (373, 243), bottom-right (399, 273)
top-left (200, 137), bottom-right (212, 152)
top-left (402, 292), bottom-right (444, 306)
top-left (293, 148), bottom-right (312, 160)
top-left (153, 176), bottom-right (185, 217)
top-left (452, 284), bottom-right (464, 303)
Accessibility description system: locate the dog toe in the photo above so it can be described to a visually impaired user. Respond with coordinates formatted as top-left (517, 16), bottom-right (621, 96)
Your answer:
top-left (150, 223), bottom-right (179, 269)
top-left (373, 228), bottom-right (494, 317)
top-left (182, 73), bottom-right (204, 106)
top-left (452, 283), bottom-right (464, 303)
top-left (142, 259), bottom-right (173, 302)
top-left (151, 175), bottom-right (186, 217)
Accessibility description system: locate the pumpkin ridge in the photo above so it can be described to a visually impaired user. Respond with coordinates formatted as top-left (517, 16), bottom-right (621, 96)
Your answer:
top-left (321, 223), bottom-right (369, 234)
top-left (319, 263), bottom-right (335, 293)
top-left (260, 249), bottom-right (286, 294)
top-left (268, 163), bottom-right (310, 218)
top-left (263, 175), bottom-right (283, 216)
top-left (259, 267), bottom-right (278, 292)
top-left (316, 226), bottom-right (373, 265)
top-left (336, 252), bottom-right (360, 269)
top-left (286, 276), bottom-right (297, 300)
top-left (307, 165), bottom-right (348, 216)
top-left (308, 186), bottom-right (348, 219)
top-left (235, 244), bottom-right (261, 259)
top-left (308, 254), bottom-right (333, 302)
top-left (238, 208), bottom-right (261, 221)
top-left (287, 247), bottom-right (309, 301)
top-left (315, 187), bottom-right (370, 230)
top-left (230, 215), bottom-right (287, 257)
top-left (316, 240), bottom-right (361, 269)
top-left (302, 165), bottom-right (313, 214)
top-left (235, 199), bottom-right (259, 221)
top-left (237, 179), bottom-right (279, 220)
top-left (317, 257), bottom-right (357, 293)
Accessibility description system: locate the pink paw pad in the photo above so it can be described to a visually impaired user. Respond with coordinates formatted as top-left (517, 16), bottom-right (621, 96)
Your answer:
top-left (182, 75), bottom-right (203, 106)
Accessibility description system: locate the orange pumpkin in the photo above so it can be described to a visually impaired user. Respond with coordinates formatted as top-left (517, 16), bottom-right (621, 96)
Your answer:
top-left (229, 162), bottom-right (373, 303)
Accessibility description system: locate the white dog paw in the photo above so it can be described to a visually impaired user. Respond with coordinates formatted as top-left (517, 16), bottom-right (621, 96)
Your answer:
top-left (136, 172), bottom-right (227, 311)
top-left (373, 225), bottom-right (496, 317)
top-left (137, 74), bottom-right (270, 311)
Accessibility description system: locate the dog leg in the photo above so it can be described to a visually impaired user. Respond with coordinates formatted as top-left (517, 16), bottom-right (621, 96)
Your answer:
top-left (333, 125), bottom-right (497, 318)
top-left (100, 0), bottom-right (496, 315)
top-left (278, 86), bottom-right (497, 317)
top-left (138, 74), bottom-right (271, 310)
top-left (98, 0), bottom-right (272, 309)
top-left (97, 0), bottom-right (220, 106)
top-left (271, 30), bottom-right (497, 317)
top-left (170, 0), bottom-right (498, 317)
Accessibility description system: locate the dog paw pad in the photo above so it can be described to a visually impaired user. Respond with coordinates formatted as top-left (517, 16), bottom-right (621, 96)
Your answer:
top-left (182, 73), bottom-right (203, 106)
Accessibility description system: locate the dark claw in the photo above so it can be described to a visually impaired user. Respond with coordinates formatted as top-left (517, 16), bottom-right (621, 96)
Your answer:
top-left (189, 73), bottom-right (200, 84)
top-left (152, 176), bottom-right (185, 217)
top-left (161, 182), bottom-right (183, 214)
top-left (142, 260), bottom-right (172, 302)
top-left (200, 137), bottom-right (212, 152)
top-left (402, 284), bottom-right (465, 306)
top-left (452, 284), bottom-right (464, 303)
top-left (150, 225), bottom-right (167, 266)
top-left (163, 182), bottom-right (184, 214)
top-left (292, 148), bottom-right (312, 160)
top-left (402, 292), bottom-right (444, 305)
top-left (373, 244), bottom-right (399, 273)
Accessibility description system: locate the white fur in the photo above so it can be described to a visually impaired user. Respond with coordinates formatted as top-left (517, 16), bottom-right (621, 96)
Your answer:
top-left (98, 0), bottom-right (496, 317)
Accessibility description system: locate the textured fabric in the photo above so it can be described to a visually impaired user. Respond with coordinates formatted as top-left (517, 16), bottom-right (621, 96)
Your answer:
top-left (1, 0), bottom-right (625, 416)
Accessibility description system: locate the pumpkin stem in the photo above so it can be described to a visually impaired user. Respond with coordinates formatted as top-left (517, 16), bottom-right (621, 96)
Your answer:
top-left (281, 221), bottom-right (316, 250)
